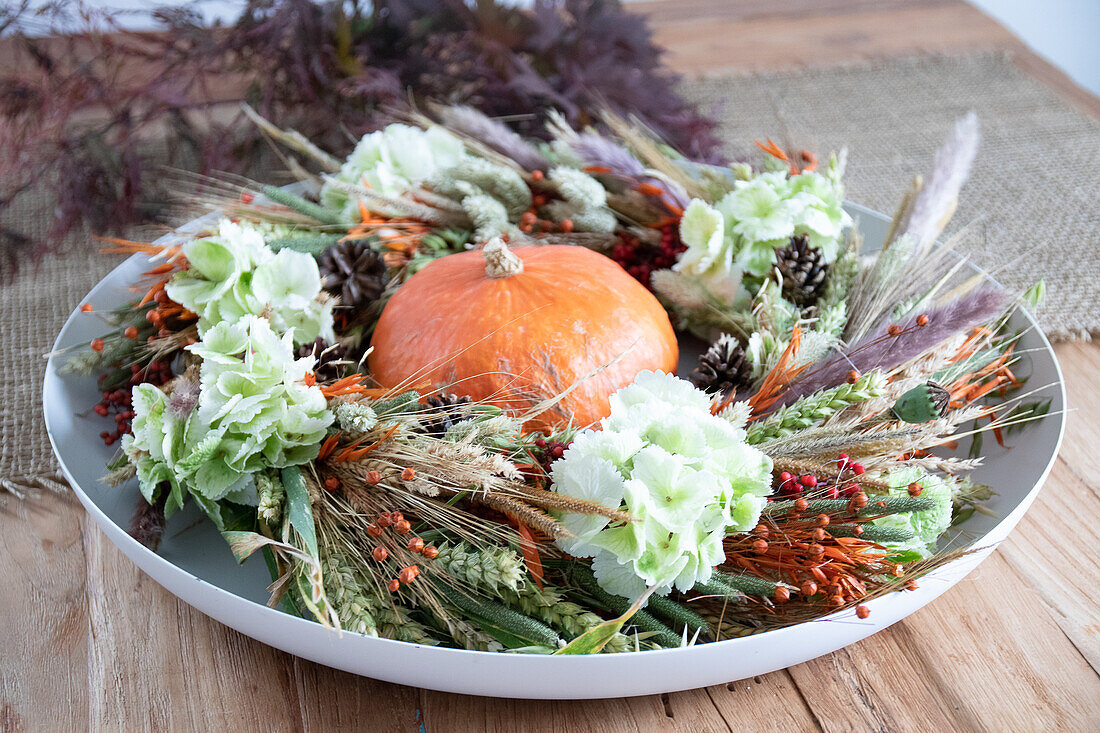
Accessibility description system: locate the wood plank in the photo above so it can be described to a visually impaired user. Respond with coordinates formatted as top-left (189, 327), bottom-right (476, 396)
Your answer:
top-left (788, 550), bottom-right (1100, 730)
top-left (0, 490), bottom-right (89, 732)
top-left (420, 685), bottom-right (732, 732)
top-left (704, 671), bottom-right (821, 730)
top-left (79, 509), bottom-right (425, 732)
top-left (648, 4), bottom-right (1017, 76)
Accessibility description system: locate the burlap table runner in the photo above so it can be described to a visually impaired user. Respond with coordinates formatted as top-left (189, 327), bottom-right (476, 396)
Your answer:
top-left (3, 51), bottom-right (1098, 493)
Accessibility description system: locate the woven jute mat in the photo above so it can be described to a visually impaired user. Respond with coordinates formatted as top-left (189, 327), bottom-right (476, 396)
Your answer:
top-left (3, 51), bottom-right (1098, 491)
top-left (682, 51), bottom-right (1100, 341)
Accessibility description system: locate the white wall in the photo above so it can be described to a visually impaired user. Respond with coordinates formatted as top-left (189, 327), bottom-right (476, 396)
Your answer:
top-left (967, 0), bottom-right (1100, 96)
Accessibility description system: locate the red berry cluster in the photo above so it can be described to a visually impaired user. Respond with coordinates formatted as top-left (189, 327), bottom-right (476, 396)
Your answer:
top-left (94, 361), bottom-right (174, 446)
top-left (774, 454), bottom-right (868, 500)
top-left (609, 223), bottom-right (686, 288)
top-left (533, 437), bottom-right (572, 475)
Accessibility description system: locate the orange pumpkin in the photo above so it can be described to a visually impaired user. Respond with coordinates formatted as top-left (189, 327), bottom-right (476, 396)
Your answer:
top-left (369, 239), bottom-right (678, 431)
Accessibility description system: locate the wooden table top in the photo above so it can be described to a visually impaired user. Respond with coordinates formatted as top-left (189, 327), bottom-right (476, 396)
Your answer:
top-left (4, 1), bottom-right (1098, 730)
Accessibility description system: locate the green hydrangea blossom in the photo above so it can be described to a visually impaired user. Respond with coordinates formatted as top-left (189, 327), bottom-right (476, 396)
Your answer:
top-left (320, 123), bottom-right (465, 221)
top-left (871, 466), bottom-right (954, 559)
top-left (123, 315), bottom-right (333, 511)
top-left (550, 371), bottom-right (773, 600)
top-left (165, 219), bottom-right (334, 345)
top-left (676, 163), bottom-right (852, 286)
top-left (673, 199), bottom-right (741, 305)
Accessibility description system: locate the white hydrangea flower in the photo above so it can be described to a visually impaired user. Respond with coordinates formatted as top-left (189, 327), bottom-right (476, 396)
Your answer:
top-left (166, 219), bottom-right (334, 345)
top-left (672, 167), bottom-right (853, 279)
top-left (674, 199), bottom-right (743, 306)
top-left (124, 315), bottom-right (334, 512)
top-left (320, 124), bottom-right (465, 220)
top-left (551, 371), bottom-right (773, 599)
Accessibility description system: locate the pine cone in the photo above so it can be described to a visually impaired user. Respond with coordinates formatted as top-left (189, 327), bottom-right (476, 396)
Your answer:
top-left (318, 240), bottom-right (388, 308)
top-left (774, 234), bottom-right (828, 307)
top-left (298, 338), bottom-right (355, 382)
top-left (421, 393), bottom-right (473, 437)
top-left (691, 334), bottom-right (751, 395)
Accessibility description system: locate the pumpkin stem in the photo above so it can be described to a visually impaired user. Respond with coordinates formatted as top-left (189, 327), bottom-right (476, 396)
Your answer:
top-left (482, 237), bottom-right (524, 279)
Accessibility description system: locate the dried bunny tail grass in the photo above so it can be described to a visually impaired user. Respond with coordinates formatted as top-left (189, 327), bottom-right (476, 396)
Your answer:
top-left (900, 113), bottom-right (980, 253)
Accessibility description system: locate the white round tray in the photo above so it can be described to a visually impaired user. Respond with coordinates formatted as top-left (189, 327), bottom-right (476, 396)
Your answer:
top-left (43, 204), bottom-right (1065, 699)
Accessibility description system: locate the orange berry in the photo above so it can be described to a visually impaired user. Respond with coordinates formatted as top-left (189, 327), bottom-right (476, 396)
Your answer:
top-left (366, 470), bottom-right (382, 485)
top-left (387, 579), bottom-right (401, 592)
top-left (887, 324), bottom-right (902, 337)
top-left (531, 170), bottom-right (544, 181)
top-left (907, 482), bottom-right (923, 497)
top-left (401, 467), bottom-right (415, 481)
top-left (856, 605), bottom-right (870, 619)
top-left (407, 537), bottom-right (425, 553)
top-left (752, 539), bottom-right (768, 553)
top-left (916, 314), bottom-right (929, 327)
top-left (800, 581), bottom-right (818, 596)
top-left (846, 370), bottom-right (860, 384)
top-left (812, 528), bottom-right (827, 541)
top-left (80, 303), bottom-right (94, 312)
top-left (793, 498), bottom-right (809, 512)
top-left (422, 546), bottom-right (439, 559)
top-left (815, 514), bottom-right (830, 527)
top-left (367, 524), bottom-right (383, 538)
top-left (774, 586), bottom-right (790, 602)
top-left (394, 520), bottom-right (411, 535)
top-left (377, 512), bottom-right (392, 528)
top-left (372, 546), bottom-right (388, 562)
top-left (809, 543), bottom-right (825, 556)
top-left (323, 477), bottom-right (340, 491)
top-left (90, 338), bottom-right (105, 352)
top-left (123, 326), bottom-right (139, 339)
top-left (398, 565), bottom-right (419, 584)
top-left (560, 219), bottom-right (574, 233)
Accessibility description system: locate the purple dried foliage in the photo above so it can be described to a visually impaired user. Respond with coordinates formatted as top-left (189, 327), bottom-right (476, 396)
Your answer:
top-left (776, 286), bottom-right (1010, 408)
top-left (0, 0), bottom-right (721, 273)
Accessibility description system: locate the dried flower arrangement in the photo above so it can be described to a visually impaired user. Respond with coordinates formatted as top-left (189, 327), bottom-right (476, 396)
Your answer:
top-left (0, 0), bottom-right (718, 273)
top-left (58, 104), bottom-right (1050, 654)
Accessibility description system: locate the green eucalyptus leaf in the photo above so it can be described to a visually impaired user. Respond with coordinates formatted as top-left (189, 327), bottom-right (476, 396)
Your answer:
top-left (281, 466), bottom-right (319, 559)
